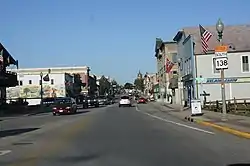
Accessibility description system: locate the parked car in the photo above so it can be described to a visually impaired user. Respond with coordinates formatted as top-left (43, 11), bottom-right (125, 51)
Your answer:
top-left (75, 95), bottom-right (88, 109)
top-left (98, 95), bottom-right (108, 105)
top-left (137, 97), bottom-right (147, 104)
top-left (87, 96), bottom-right (99, 107)
top-left (119, 95), bottom-right (132, 107)
top-left (52, 97), bottom-right (77, 115)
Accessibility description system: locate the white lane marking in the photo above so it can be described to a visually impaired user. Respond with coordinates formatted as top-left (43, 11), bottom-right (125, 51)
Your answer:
top-left (136, 106), bottom-right (214, 135)
top-left (0, 150), bottom-right (11, 156)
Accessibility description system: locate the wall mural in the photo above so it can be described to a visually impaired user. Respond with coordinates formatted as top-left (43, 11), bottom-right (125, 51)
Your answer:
top-left (7, 84), bottom-right (66, 99)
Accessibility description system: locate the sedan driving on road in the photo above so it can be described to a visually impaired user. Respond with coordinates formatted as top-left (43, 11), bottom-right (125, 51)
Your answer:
top-left (137, 97), bottom-right (147, 104)
top-left (52, 97), bottom-right (77, 115)
top-left (119, 96), bottom-right (132, 107)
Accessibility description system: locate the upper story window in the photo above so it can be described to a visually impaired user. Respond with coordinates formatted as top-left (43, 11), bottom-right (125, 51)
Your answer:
top-left (171, 53), bottom-right (178, 63)
top-left (242, 55), bottom-right (249, 72)
top-left (29, 80), bottom-right (32, 84)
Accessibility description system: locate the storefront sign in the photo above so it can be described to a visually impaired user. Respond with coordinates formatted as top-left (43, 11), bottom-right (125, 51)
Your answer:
top-left (206, 78), bottom-right (237, 83)
top-left (205, 77), bottom-right (250, 84)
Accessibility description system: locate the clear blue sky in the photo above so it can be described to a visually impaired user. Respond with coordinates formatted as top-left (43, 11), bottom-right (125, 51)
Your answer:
top-left (1, 0), bottom-right (249, 84)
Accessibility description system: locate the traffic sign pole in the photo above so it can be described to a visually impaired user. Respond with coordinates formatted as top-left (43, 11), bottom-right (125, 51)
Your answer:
top-left (215, 45), bottom-right (227, 121)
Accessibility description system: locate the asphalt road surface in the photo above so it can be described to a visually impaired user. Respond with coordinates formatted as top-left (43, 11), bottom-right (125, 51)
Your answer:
top-left (0, 104), bottom-right (250, 166)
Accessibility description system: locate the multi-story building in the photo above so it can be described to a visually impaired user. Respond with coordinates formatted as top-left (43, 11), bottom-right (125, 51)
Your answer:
top-left (154, 39), bottom-right (179, 103)
top-left (6, 71), bottom-right (74, 105)
top-left (0, 43), bottom-right (19, 104)
top-left (173, 24), bottom-right (250, 106)
top-left (143, 72), bottom-right (158, 98)
top-left (7, 66), bottom-right (99, 105)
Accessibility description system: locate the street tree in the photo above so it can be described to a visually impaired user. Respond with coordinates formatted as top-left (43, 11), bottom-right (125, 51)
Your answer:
top-left (134, 78), bottom-right (144, 91)
top-left (99, 75), bottom-right (111, 95)
top-left (124, 82), bottom-right (133, 89)
top-left (73, 74), bottom-right (84, 96)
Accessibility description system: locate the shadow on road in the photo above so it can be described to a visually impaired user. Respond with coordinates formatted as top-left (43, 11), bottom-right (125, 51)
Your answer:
top-left (0, 127), bottom-right (40, 138)
top-left (55, 153), bottom-right (100, 163)
top-left (74, 111), bottom-right (90, 115)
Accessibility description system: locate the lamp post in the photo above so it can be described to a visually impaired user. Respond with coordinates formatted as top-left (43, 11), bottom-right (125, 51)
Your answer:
top-left (87, 67), bottom-right (90, 95)
top-left (40, 72), bottom-right (43, 105)
top-left (216, 18), bottom-right (227, 121)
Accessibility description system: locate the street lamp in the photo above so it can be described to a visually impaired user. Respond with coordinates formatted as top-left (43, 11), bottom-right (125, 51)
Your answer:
top-left (216, 18), bottom-right (224, 41)
top-left (40, 72), bottom-right (43, 105)
top-left (216, 18), bottom-right (227, 121)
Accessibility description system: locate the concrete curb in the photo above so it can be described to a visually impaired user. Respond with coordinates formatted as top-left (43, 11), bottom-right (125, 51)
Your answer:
top-left (184, 116), bottom-right (250, 139)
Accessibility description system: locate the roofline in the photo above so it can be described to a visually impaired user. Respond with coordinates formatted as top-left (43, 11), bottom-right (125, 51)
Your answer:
top-left (7, 66), bottom-right (90, 74)
top-left (159, 41), bottom-right (177, 50)
top-left (163, 41), bottom-right (177, 44)
top-left (17, 66), bottom-right (88, 71)
top-left (173, 31), bottom-right (184, 42)
top-left (195, 49), bottom-right (250, 55)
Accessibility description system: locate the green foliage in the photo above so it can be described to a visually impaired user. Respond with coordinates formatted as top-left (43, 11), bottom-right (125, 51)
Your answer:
top-left (73, 74), bottom-right (83, 96)
top-left (99, 75), bottom-right (111, 95)
top-left (134, 78), bottom-right (144, 91)
top-left (124, 82), bottom-right (133, 89)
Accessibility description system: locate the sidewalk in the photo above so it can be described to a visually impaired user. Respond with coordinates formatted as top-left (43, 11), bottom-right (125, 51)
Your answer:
top-left (151, 101), bottom-right (250, 139)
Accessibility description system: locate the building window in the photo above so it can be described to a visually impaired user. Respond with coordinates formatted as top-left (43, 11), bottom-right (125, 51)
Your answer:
top-left (242, 56), bottom-right (249, 72)
top-left (173, 71), bottom-right (178, 75)
top-left (29, 80), bottom-right (32, 84)
top-left (171, 53), bottom-right (178, 63)
top-left (51, 79), bottom-right (54, 85)
top-left (213, 58), bottom-right (220, 73)
top-left (19, 81), bottom-right (23, 86)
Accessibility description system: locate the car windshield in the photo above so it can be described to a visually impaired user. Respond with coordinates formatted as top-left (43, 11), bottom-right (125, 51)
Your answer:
top-left (55, 98), bottom-right (71, 104)
top-left (99, 96), bottom-right (106, 99)
top-left (121, 96), bottom-right (129, 99)
top-left (139, 98), bottom-right (145, 100)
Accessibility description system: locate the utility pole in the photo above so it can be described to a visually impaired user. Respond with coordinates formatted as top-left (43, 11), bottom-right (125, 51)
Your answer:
top-left (40, 72), bottom-right (43, 106)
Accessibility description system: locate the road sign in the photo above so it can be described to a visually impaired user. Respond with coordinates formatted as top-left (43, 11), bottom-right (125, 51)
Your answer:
top-left (215, 45), bottom-right (228, 57)
top-left (215, 57), bottom-right (228, 69)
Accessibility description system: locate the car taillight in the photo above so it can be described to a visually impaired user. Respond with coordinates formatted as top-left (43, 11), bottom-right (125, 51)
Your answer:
top-left (66, 107), bottom-right (71, 109)
top-left (53, 107), bottom-right (57, 110)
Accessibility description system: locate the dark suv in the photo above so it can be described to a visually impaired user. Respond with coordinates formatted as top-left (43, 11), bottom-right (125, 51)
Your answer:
top-left (87, 96), bottom-right (99, 107)
top-left (75, 95), bottom-right (88, 109)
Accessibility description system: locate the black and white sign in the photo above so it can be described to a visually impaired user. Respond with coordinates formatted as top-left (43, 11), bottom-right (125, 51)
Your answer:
top-left (215, 57), bottom-right (228, 70)
top-left (215, 51), bottom-right (227, 57)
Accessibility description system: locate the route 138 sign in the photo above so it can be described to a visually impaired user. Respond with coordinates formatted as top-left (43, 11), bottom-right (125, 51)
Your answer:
top-left (214, 57), bottom-right (228, 70)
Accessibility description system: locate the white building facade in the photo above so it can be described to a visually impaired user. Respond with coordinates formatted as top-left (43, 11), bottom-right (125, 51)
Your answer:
top-left (6, 66), bottom-right (90, 105)
top-left (173, 24), bottom-right (250, 107)
top-left (196, 52), bottom-right (250, 102)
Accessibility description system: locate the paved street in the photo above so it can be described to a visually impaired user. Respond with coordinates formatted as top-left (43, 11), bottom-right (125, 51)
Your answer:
top-left (0, 104), bottom-right (250, 166)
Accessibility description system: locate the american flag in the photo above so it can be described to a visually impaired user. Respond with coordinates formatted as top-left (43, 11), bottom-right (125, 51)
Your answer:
top-left (166, 58), bottom-right (174, 73)
top-left (0, 50), bottom-right (3, 71)
top-left (199, 25), bottom-right (212, 54)
top-left (0, 50), bottom-right (3, 62)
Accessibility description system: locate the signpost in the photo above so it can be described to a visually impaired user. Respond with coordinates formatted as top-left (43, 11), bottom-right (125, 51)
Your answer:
top-left (214, 45), bottom-right (228, 121)
top-left (195, 76), bottom-right (207, 107)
